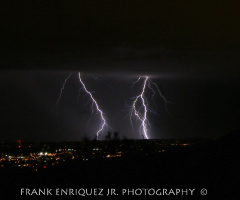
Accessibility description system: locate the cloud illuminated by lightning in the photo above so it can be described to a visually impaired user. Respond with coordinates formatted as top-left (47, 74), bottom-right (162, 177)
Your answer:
top-left (130, 76), bottom-right (171, 139)
top-left (78, 72), bottom-right (110, 139)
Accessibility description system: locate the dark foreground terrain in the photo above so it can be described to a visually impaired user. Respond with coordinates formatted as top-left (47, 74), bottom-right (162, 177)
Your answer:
top-left (0, 131), bottom-right (239, 200)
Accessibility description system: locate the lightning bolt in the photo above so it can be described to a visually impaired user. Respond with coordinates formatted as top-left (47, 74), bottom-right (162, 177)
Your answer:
top-left (78, 72), bottom-right (110, 139)
top-left (149, 79), bottom-right (172, 115)
top-left (130, 76), bottom-right (171, 139)
top-left (130, 77), bottom-right (149, 139)
top-left (56, 72), bottom-right (72, 119)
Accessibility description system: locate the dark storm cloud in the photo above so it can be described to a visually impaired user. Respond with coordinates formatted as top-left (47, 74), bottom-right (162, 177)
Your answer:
top-left (1, 0), bottom-right (240, 77)
top-left (75, 47), bottom-right (240, 80)
top-left (3, 47), bottom-right (240, 80)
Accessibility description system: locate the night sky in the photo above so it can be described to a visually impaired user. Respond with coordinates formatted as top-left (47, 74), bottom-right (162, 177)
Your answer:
top-left (1, 1), bottom-right (240, 141)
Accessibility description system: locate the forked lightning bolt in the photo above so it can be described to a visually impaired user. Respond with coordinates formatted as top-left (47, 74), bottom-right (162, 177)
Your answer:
top-left (130, 76), bottom-right (171, 139)
top-left (78, 72), bottom-right (110, 139)
top-left (131, 77), bottom-right (149, 139)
